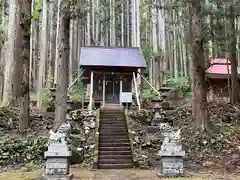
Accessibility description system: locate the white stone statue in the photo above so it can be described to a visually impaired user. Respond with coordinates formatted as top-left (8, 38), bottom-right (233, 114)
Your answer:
top-left (48, 122), bottom-right (71, 145)
top-left (164, 129), bottom-right (181, 143)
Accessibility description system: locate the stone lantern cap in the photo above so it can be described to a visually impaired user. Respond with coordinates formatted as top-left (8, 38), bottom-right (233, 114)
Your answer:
top-left (49, 88), bottom-right (56, 93)
top-left (159, 87), bottom-right (171, 93)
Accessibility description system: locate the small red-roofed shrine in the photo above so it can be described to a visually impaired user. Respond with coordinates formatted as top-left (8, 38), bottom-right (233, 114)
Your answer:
top-left (205, 57), bottom-right (240, 100)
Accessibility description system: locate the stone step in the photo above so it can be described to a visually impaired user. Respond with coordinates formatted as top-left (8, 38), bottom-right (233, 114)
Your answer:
top-left (100, 117), bottom-right (125, 120)
top-left (98, 158), bottom-right (133, 164)
top-left (99, 138), bottom-right (129, 143)
top-left (98, 163), bottom-right (133, 169)
top-left (100, 126), bottom-right (127, 129)
top-left (99, 135), bottom-right (129, 140)
top-left (100, 120), bottom-right (126, 123)
top-left (101, 114), bottom-right (124, 116)
top-left (100, 125), bottom-right (127, 129)
top-left (98, 154), bottom-right (132, 160)
top-left (99, 150), bottom-right (132, 156)
top-left (100, 118), bottom-right (125, 120)
top-left (99, 142), bottom-right (130, 147)
top-left (100, 119), bottom-right (125, 121)
top-left (101, 110), bottom-right (123, 113)
top-left (100, 119), bottom-right (126, 122)
top-left (99, 129), bottom-right (128, 134)
top-left (100, 114), bottom-right (124, 117)
top-left (100, 129), bottom-right (128, 133)
top-left (100, 123), bottom-right (126, 127)
top-left (101, 113), bottom-right (124, 116)
top-left (100, 113), bottom-right (124, 116)
top-left (100, 131), bottom-right (128, 136)
top-left (99, 146), bottom-right (131, 151)
top-left (100, 126), bottom-right (128, 130)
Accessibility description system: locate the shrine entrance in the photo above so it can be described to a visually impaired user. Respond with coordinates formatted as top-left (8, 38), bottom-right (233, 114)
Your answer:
top-left (105, 73), bottom-right (120, 104)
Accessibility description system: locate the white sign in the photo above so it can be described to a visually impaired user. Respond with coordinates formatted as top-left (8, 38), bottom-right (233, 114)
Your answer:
top-left (121, 92), bottom-right (132, 103)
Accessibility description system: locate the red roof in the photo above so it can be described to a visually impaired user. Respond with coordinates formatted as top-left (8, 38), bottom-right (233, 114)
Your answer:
top-left (210, 57), bottom-right (230, 64)
top-left (206, 58), bottom-right (240, 79)
top-left (206, 64), bottom-right (233, 74)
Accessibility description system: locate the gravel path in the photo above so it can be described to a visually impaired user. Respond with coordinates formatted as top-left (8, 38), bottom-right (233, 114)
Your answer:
top-left (72, 169), bottom-right (161, 180)
top-left (71, 168), bottom-right (239, 180)
top-left (0, 168), bottom-right (239, 180)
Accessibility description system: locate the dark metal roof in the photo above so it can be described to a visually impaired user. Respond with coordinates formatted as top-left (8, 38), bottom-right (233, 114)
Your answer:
top-left (79, 47), bottom-right (147, 68)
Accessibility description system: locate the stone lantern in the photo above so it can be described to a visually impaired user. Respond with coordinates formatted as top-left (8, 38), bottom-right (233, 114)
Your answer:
top-left (157, 130), bottom-right (185, 177)
top-left (159, 87), bottom-right (171, 94)
top-left (151, 96), bottom-right (163, 126)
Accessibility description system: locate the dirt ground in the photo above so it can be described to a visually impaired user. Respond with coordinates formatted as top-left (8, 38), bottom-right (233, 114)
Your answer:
top-left (0, 168), bottom-right (239, 180)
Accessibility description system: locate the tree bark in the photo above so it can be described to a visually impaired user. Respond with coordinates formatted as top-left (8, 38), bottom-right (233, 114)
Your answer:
top-left (19, 0), bottom-right (31, 132)
top-left (37, 0), bottom-right (48, 109)
top-left (47, 0), bottom-right (57, 88)
top-left (2, 0), bottom-right (18, 106)
top-left (229, 5), bottom-right (239, 104)
top-left (54, 0), bottom-right (62, 84)
top-left (54, 0), bottom-right (70, 131)
top-left (190, 2), bottom-right (209, 131)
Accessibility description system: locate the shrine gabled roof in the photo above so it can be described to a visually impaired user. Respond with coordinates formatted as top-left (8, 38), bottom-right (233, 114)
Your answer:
top-left (79, 47), bottom-right (147, 68)
top-left (206, 57), bottom-right (240, 79)
top-left (209, 57), bottom-right (230, 64)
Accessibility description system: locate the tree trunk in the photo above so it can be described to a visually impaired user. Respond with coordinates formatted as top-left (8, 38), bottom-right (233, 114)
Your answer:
top-left (37, 0), bottom-right (48, 109)
top-left (29, 0), bottom-right (35, 89)
top-left (47, 0), bottom-right (57, 87)
top-left (19, 0), bottom-right (31, 132)
top-left (86, 0), bottom-right (91, 45)
top-left (190, 2), bottom-right (209, 131)
top-left (2, 0), bottom-right (18, 106)
top-left (54, 0), bottom-right (62, 84)
top-left (0, 0), bottom-right (7, 102)
top-left (109, 0), bottom-right (115, 46)
top-left (229, 5), bottom-right (239, 104)
top-left (54, 0), bottom-right (70, 131)
top-left (69, 18), bottom-right (74, 84)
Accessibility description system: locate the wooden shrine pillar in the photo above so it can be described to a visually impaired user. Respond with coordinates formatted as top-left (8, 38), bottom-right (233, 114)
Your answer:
top-left (133, 72), bottom-right (140, 110)
top-left (120, 76), bottom-right (123, 105)
top-left (102, 72), bottom-right (106, 107)
top-left (88, 71), bottom-right (94, 110)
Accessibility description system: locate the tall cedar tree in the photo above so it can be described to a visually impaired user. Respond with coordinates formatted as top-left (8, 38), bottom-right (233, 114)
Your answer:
top-left (190, 2), bottom-right (209, 131)
top-left (54, 0), bottom-right (70, 131)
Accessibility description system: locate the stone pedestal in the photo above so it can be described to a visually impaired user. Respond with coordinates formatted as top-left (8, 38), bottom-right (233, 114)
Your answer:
top-left (42, 143), bottom-right (72, 180)
top-left (158, 141), bottom-right (185, 177)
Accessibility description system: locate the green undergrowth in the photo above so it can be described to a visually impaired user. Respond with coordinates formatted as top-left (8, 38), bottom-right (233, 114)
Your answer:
top-left (0, 134), bottom-right (47, 167)
top-left (167, 76), bottom-right (191, 97)
top-left (69, 88), bottom-right (83, 101)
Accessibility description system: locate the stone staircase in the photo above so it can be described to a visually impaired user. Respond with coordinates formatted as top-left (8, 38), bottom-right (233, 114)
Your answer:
top-left (98, 105), bottom-right (133, 169)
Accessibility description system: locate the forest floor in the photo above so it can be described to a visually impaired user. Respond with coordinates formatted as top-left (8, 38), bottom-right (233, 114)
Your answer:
top-left (0, 168), bottom-right (239, 180)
